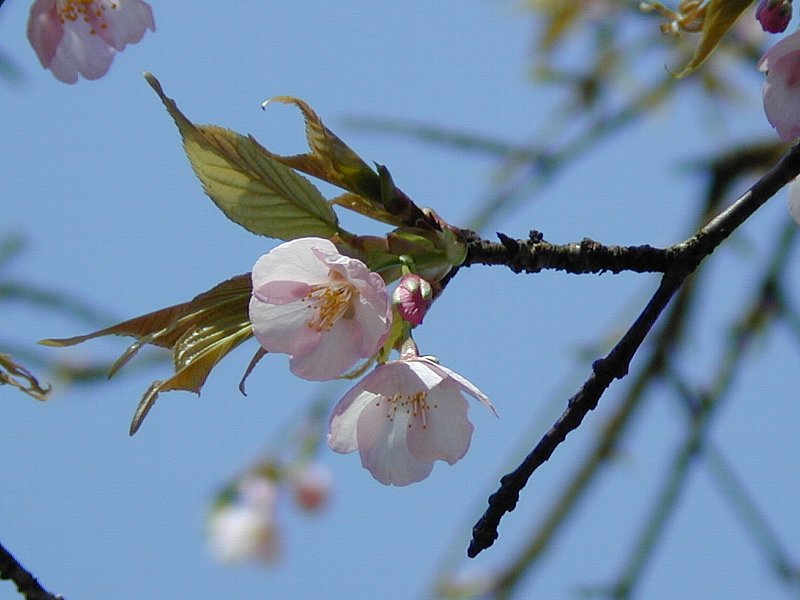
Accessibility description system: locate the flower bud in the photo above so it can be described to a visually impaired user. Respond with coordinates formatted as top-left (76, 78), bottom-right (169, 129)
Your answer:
top-left (392, 274), bottom-right (433, 326)
top-left (756, 0), bottom-right (792, 33)
top-left (291, 464), bottom-right (333, 512)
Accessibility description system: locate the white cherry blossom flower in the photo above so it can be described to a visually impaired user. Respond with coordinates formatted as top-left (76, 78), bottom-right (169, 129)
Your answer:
top-left (208, 504), bottom-right (280, 564)
top-left (759, 30), bottom-right (800, 140)
top-left (249, 238), bottom-right (392, 381)
top-left (328, 343), bottom-right (496, 486)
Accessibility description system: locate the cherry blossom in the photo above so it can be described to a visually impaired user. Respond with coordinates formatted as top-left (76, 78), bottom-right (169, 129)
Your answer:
top-left (392, 273), bottom-right (433, 326)
top-left (756, 0), bottom-right (793, 33)
top-left (328, 342), bottom-right (496, 486)
top-left (208, 476), bottom-right (281, 564)
top-left (249, 238), bottom-right (392, 381)
top-left (759, 30), bottom-right (800, 140)
top-left (27, 0), bottom-right (155, 83)
top-left (208, 504), bottom-right (281, 564)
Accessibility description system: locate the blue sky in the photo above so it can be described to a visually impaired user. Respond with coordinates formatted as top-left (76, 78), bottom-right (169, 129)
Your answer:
top-left (1, 2), bottom-right (799, 599)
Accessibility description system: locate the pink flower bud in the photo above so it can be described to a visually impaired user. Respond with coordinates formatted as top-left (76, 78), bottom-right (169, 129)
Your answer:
top-left (392, 274), bottom-right (433, 326)
top-left (756, 0), bottom-right (792, 33)
top-left (291, 464), bottom-right (333, 512)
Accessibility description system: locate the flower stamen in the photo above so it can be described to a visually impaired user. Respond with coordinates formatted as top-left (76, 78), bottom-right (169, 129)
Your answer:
top-left (302, 283), bottom-right (355, 332)
top-left (57, 0), bottom-right (117, 34)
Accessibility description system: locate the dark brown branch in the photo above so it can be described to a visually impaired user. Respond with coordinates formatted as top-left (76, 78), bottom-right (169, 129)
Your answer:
top-left (0, 541), bottom-right (61, 600)
top-left (462, 230), bottom-right (671, 274)
top-left (467, 142), bottom-right (800, 558)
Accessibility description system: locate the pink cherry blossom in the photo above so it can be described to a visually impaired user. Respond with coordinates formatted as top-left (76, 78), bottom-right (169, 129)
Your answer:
top-left (27, 0), bottom-right (155, 83)
top-left (249, 237), bottom-right (392, 381)
top-left (756, 0), bottom-right (792, 33)
top-left (328, 343), bottom-right (496, 486)
top-left (392, 273), bottom-right (433, 326)
top-left (759, 30), bottom-right (800, 140)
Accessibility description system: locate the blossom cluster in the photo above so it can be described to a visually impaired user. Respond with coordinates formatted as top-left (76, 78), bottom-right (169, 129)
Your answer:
top-left (208, 463), bottom-right (333, 564)
top-left (249, 237), bottom-right (495, 486)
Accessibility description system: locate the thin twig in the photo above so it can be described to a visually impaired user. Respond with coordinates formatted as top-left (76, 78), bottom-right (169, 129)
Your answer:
top-left (604, 221), bottom-right (797, 598)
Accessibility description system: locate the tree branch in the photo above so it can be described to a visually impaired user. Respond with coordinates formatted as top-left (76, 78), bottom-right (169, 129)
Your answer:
top-left (0, 541), bottom-right (61, 600)
top-left (462, 230), bottom-right (671, 274)
top-left (467, 142), bottom-right (800, 558)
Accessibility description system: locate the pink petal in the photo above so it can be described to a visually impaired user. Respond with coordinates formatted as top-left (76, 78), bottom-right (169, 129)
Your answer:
top-left (422, 360), bottom-right (498, 416)
top-left (27, 0), bottom-right (62, 69)
top-left (328, 386), bottom-right (375, 454)
top-left (253, 280), bottom-right (313, 305)
top-left (351, 294), bottom-right (392, 356)
top-left (406, 381), bottom-right (473, 465)
top-left (252, 238), bottom-right (333, 288)
top-left (99, 0), bottom-right (155, 51)
top-left (759, 30), bottom-right (800, 72)
top-left (355, 396), bottom-right (434, 486)
top-left (288, 317), bottom-right (364, 380)
top-left (788, 177), bottom-right (800, 225)
top-left (763, 51), bottom-right (800, 140)
top-left (249, 296), bottom-right (322, 356)
top-left (52, 21), bottom-right (116, 81)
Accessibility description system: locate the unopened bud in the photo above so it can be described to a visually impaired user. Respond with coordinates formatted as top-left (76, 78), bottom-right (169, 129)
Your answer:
top-left (392, 274), bottom-right (433, 325)
top-left (756, 0), bottom-right (792, 33)
top-left (292, 464), bottom-right (333, 512)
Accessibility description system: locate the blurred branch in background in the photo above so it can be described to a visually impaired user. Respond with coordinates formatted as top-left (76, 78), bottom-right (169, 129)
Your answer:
top-left (347, 0), bottom-right (766, 232)
top-left (0, 233), bottom-right (168, 395)
top-left (428, 136), bottom-right (799, 598)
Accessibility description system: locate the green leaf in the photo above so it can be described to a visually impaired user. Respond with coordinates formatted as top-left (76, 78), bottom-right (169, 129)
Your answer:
top-left (145, 73), bottom-right (339, 240)
top-left (675, 0), bottom-right (754, 78)
top-left (259, 98), bottom-right (432, 228)
top-left (330, 193), bottom-right (400, 226)
top-left (42, 274), bottom-right (255, 434)
top-left (260, 95), bottom-right (383, 201)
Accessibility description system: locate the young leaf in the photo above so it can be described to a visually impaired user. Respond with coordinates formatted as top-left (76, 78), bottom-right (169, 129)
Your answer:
top-left (260, 95), bottom-right (383, 201)
top-left (675, 0), bottom-right (754, 78)
top-left (145, 73), bottom-right (339, 241)
top-left (259, 98), bottom-right (434, 228)
top-left (129, 315), bottom-right (253, 435)
top-left (0, 354), bottom-right (50, 401)
top-left (42, 274), bottom-right (255, 434)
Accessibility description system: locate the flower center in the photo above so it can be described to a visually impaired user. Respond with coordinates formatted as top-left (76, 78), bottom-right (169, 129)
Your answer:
top-left (57, 0), bottom-right (117, 35)
top-left (302, 282), bottom-right (355, 332)
top-left (378, 391), bottom-right (438, 430)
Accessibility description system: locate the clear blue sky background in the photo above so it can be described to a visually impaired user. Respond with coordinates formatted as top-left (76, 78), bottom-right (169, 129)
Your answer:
top-left (1, 2), bottom-right (799, 599)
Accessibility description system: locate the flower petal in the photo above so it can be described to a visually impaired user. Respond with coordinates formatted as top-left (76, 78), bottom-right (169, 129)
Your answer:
top-left (788, 176), bottom-right (800, 225)
top-left (406, 380), bottom-right (473, 465)
top-left (328, 385), bottom-right (376, 454)
top-left (355, 396), bottom-right (434, 486)
top-left (252, 238), bottom-right (333, 287)
top-left (289, 317), bottom-right (364, 380)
